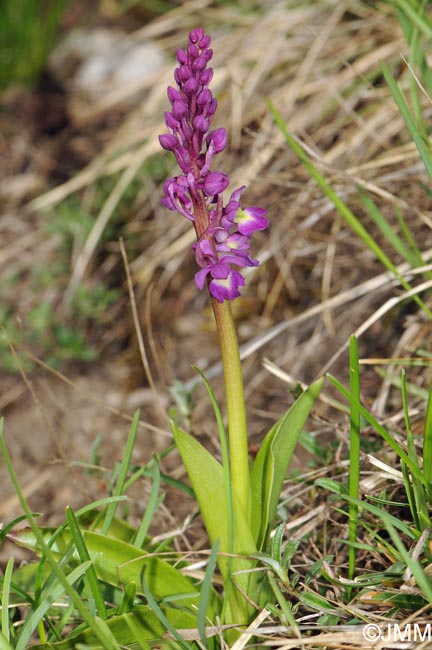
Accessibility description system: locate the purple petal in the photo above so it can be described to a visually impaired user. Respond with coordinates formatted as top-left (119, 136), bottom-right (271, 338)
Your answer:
top-left (210, 260), bottom-right (230, 279)
top-left (195, 267), bottom-right (210, 290)
top-left (209, 271), bottom-right (245, 302)
top-left (235, 206), bottom-right (268, 236)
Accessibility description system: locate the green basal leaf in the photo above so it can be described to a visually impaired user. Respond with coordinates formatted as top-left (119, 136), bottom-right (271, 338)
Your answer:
top-left (27, 606), bottom-right (197, 650)
top-left (82, 531), bottom-right (213, 612)
top-left (250, 377), bottom-right (323, 550)
top-left (172, 421), bottom-right (257, 624)
top-left (11, 527), bottom-right (219, 618)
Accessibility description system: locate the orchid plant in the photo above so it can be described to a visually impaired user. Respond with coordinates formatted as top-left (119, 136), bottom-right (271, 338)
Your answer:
top-left (159, 28), bottom-right (322, 630)
top-left (0, 29), bottom-right (322, 650)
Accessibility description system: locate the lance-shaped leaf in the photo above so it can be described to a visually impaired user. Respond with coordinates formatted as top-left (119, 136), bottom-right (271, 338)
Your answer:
top-left (250, 377), bottom-right (323, 550)
top-left (172, 422), bottom-right (257, 624)
top-left (28, 605), bottom-right (197, 650)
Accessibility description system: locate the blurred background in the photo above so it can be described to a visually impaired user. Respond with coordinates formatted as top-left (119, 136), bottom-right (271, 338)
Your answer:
top-left (1, 0), bottom-right (431, 529)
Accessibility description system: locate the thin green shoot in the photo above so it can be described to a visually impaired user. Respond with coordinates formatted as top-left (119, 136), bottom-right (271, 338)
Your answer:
top-left (101, 410), bottom-right (140, 534)
top-left (348, 336), bottom-right (361, 595)
top-left (401, 370), bottom-right (430, 530)
top-left (133, 458), bottom-right (162, 548)
top-left (385, 522), bottom-right (432, 604)
top-left (359, 191), bottom-right (421, 268)
top-left (395, 0), bottom-right (432, 40)
top-left (117, 581), bottom-right (137, 616)
top-left (396, 208), bottom-right (432, 277)
top-left (197, 540), bottom-right (219, 647)
top-left (267, 573), bottom-right (298, 630)
top-left (327, 375), bottom-right (428, 487)
top-left (1, 558), bottom-right (13, 643)
top-left (141, 577), bottom-right (193, 650)
top-left (66, 506), bottom-right (107, 619)
top-left (381, 62), bottom-right (432, 182)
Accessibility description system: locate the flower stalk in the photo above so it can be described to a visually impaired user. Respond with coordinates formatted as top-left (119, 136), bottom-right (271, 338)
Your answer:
top-left (159, 27), bottom-right (267, 514)
top-left (211, 297), bottom-right (250, 515)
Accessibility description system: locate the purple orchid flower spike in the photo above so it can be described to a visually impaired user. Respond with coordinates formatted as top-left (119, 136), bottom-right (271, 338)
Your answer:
top-left (159, 28), bottom-right (268, 302)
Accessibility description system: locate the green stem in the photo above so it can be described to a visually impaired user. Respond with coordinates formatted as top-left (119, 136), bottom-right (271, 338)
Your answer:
top-left (211, 297), bottom-right (250, 516)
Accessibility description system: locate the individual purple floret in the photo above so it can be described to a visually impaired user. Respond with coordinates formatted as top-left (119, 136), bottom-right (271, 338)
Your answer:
top-left (159, 28), bottom-right (268, 302)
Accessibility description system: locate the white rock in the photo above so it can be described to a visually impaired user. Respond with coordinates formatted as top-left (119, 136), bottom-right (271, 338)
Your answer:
top-left (50, 28), bottom-right (166, 100)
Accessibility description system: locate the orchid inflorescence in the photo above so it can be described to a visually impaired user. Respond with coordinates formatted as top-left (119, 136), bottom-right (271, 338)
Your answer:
top-left (159, 28), bottom-right (268, 302)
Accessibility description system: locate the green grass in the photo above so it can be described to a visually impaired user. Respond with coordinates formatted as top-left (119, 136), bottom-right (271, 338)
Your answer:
top-left (0, 1), bottom-right (69, 91)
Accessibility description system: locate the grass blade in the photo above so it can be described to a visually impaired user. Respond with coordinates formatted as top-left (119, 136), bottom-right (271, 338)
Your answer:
top-left (1, 558), bottom-right (13, 643)
top-left (348, 336), bottom-right (361, 591)
top-left (133, 459), bottom-right (162, 548)
top-left (360, 191), bottom-right (420, 267)
top-left (327, 374), bottom-right (428, 487)
top-left (400, 371), bottom-right (430, 529)
top-left (101, 410), bottom-right (140, 534)
top-left (66, 506), bottom-right (107, 620)
top-left (16, 562), bottom-right (92, 650)
top-left (381, 62), bottom-right (432, 181)
top-left (396, 0), bottom-right (432, 39)
top-left (197, 540), bottom-right (219, 647)
top-left (385, 522), bottom-right (432, 604)
top-left (141, 577), bottom-right (192, 650)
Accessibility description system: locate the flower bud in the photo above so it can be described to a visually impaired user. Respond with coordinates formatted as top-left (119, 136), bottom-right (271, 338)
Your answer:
top-left (207, 128), bottom-right (226, 153)
top-left (203, 172), bottom-right (229, 196)
top-left (172, 100), bottom-right (188, 119)
top-left (193, 115), bottom-right (209, 132)
top-left (183, 77), bottom-right (199, 95)
top-left (158, 134), bottom-right (178, 151)
top-left (176, 48), bottom-right (188, 65)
